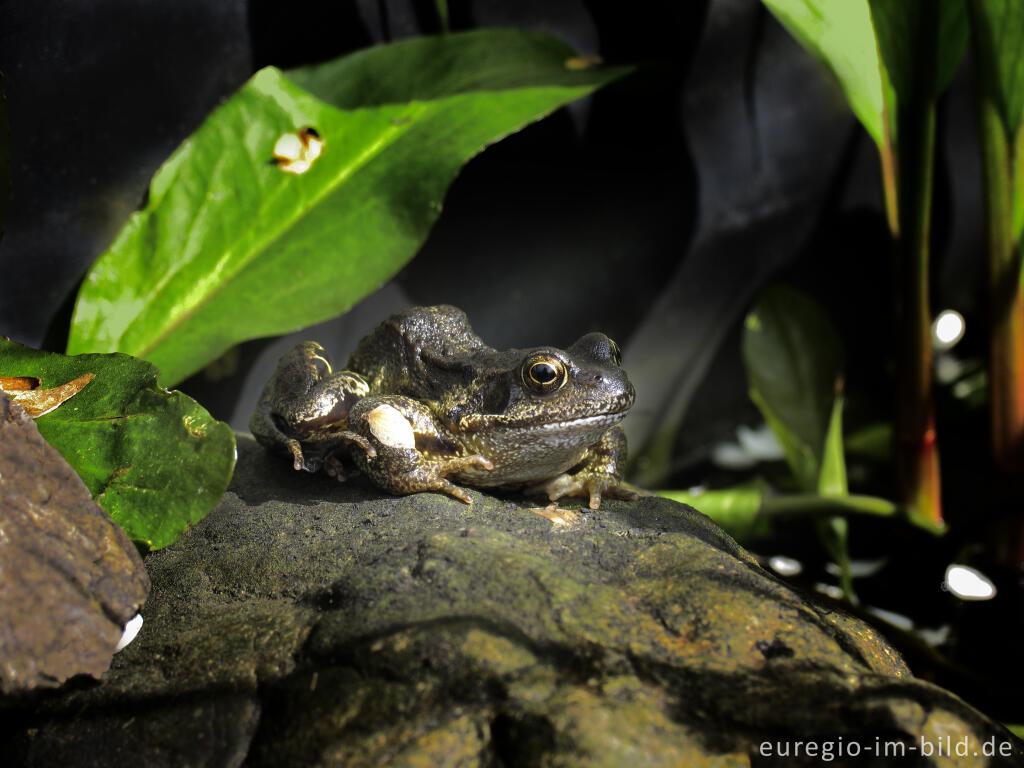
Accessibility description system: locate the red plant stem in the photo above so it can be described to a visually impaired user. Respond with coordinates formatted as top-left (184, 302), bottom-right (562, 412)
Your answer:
top-left (975, 71), bottom-right (1024, 476)
top-left (885, 9), bottom-right (943, 529)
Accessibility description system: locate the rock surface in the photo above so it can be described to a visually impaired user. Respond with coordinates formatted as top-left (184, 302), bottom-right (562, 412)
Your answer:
top-left (3, 434), bottom-right (1022, 766)
top-left (0, 390), bottom-right (149, 693)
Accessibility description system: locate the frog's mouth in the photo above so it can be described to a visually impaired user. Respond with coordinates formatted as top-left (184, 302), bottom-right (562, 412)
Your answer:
top-left (453, 404), bottom-right (631, 433)
top-left (532, 410), bottom-right (629, 431)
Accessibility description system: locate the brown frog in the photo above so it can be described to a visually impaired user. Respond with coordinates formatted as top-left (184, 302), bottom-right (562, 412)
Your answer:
top-left (250, 305), bottom-right (639, 508)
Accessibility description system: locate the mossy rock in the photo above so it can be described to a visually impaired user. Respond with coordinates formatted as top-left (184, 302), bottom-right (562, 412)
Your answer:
top-left (4, 435), bottom-right (1022, 767)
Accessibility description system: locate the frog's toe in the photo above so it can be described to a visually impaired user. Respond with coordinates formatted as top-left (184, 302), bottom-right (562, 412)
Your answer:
top-left (529, 473), bottom-right (641, 510)
top-left (528, 473), bottom-right (582, 504)
top-left (323, 454), bottom-right (348, 481)
top-left (434, 478), bottom-right (474, 505)
top-left (286, 441), bottom-right (323, 473)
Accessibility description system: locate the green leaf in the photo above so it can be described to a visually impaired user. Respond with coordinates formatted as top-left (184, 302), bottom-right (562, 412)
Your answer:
top-left (818, 393), bottom-right (848, 496)
top-left (658, 487), bottom-right (769, 541)
top-left (761, 0), bottom-right (886, 146)
top-left (0, 340), bottom-right (235, 550)
top-left (816, 515), bottom-right (855, 602)
top-left (969, 0), bottom-right (1024, 239)
top-left (844, 422), bottom-right (893, 461)
top-left (67, 30), bottom-right (628, 387)
top-left (742, 284), bottom-right (843, 492)
top-left (868, 0), bottom-right (968, 102)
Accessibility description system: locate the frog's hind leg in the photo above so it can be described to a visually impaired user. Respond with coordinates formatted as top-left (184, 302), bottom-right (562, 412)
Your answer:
top-left (320, 430), bottom-right (378, 482)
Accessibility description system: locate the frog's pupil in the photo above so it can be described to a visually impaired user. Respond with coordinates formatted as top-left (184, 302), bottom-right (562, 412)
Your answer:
top-left (531, 363), bottom-right (557, 384)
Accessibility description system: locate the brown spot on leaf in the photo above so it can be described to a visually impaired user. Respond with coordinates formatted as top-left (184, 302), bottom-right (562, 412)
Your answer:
top-left (0, 372), bottom-right (95, 418)
top-left (0, 376), bottom-right (39, 391)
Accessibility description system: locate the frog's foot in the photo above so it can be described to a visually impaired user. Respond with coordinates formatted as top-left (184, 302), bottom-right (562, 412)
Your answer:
top-left (334, 430), bottom-right (377, 459)
top-left (529, 473), bottom-right (643, 510)
top-left (322, 453), bottom-right (347, 481)
top-left (286, 439), bottom-right (322, 474)
top-left (425, 454), bottom-right (494, 505)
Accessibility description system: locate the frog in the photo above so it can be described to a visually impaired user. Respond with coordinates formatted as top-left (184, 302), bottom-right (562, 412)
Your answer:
top-left (250, 305), bottom-right (640, 509)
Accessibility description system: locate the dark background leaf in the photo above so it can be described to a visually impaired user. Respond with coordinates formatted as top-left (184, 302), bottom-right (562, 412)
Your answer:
top-left (0, 340), bottom-right (235, 550)
top-left (868, 0), bottom-right (968, 101)
top-left (969, 0), bottom-right (1024, 131)
top-left (0, 70), bottom-right (8, 245)
top-left (741, 284), bottom-right (844, 491)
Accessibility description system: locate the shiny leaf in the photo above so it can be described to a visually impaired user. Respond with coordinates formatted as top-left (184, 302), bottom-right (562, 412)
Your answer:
top-left (0, 340), bottom-right (235, 550)
top-left (742, 285), bottom-right (843, 492)
top-left (761, 0), bottom-right (885, 146)
top-left (66, 30), bottom-right (628, 386)
top-left (658, 488), bottom-right (769, 541)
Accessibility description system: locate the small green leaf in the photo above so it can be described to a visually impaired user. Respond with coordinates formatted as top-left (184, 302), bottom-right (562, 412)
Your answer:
top-left (658, 487), bottom-right (769, 541)
top-left (0, 340), bottom-right (235, 550)
top-left (66, 30), bottom-right (628, 387)
top-left (816, 515), bottom-right (855, 602)
top-left (761, 0), bottom-right (885, 146)
top-left (844, 422), bottom-right (893, 461)
top-left (818, 393), bottom-right (848, 497)
top-left (742, 285), bottom-right (843, 492)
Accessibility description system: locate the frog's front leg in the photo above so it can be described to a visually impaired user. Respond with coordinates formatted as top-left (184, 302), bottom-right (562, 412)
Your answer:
top-left (250, 341), bottom-right (372, 475)
top-left (528, 424), bottom-right (643, 510)
top-left (347, 395), bottom-right (492, 504)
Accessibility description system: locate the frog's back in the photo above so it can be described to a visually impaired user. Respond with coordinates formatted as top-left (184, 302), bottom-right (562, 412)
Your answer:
top-left (346, 305), bottom-right (489, 398)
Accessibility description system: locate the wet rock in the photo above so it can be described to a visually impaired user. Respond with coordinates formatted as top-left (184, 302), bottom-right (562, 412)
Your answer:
top-left (0, 391), bottom-right (149, 693)
top-left (3, 434), bottom-right (1021, 766)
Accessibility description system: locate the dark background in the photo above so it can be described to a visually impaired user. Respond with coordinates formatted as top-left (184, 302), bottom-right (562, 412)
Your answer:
top-left (0, 0), bottom-right (984, 479)
top-left (1, 0), bottom-right (1008, 717)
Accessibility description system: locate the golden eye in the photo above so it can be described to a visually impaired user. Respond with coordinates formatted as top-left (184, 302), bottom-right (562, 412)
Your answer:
top-left (523, 356), bottom-right (567, 393)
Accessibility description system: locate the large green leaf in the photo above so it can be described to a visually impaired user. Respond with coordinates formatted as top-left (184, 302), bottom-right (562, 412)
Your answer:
top-left (761, 0), bottom-right (885, 146)
top-left (66, 30), bottom-right (627, 386)
top-left (0, 340), bottom-right (235, 550)
top-left (742, 285), bottom-right (843, 492)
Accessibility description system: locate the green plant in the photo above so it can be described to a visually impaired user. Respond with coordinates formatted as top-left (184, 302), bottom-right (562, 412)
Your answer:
top-left (666, 0), bottom-right (1024, 599)
top-left (1, 29), bottom-right (626, 550)
top-left (66, 30), bottom-right (627, 388)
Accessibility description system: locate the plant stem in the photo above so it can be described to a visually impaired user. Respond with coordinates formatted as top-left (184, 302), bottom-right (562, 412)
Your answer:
top-left (889, 10), bottom-right (943, 529)
top-left (761, 493), bottom-right (899, 518)
top-left (972, 33), bottom-right (1024, 475)
top-left (434, 0), bottom-right (450, 33)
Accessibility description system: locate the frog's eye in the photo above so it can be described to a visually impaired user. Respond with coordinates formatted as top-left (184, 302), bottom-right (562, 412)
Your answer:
top-left (609, 340), bottom-right (622, 367)
top-left (522, 355), bottom-right (567, 394)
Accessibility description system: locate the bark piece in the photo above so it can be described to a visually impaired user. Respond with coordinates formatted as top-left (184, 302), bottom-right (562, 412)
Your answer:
top-left (0, 391), bottom-right (149, 692)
